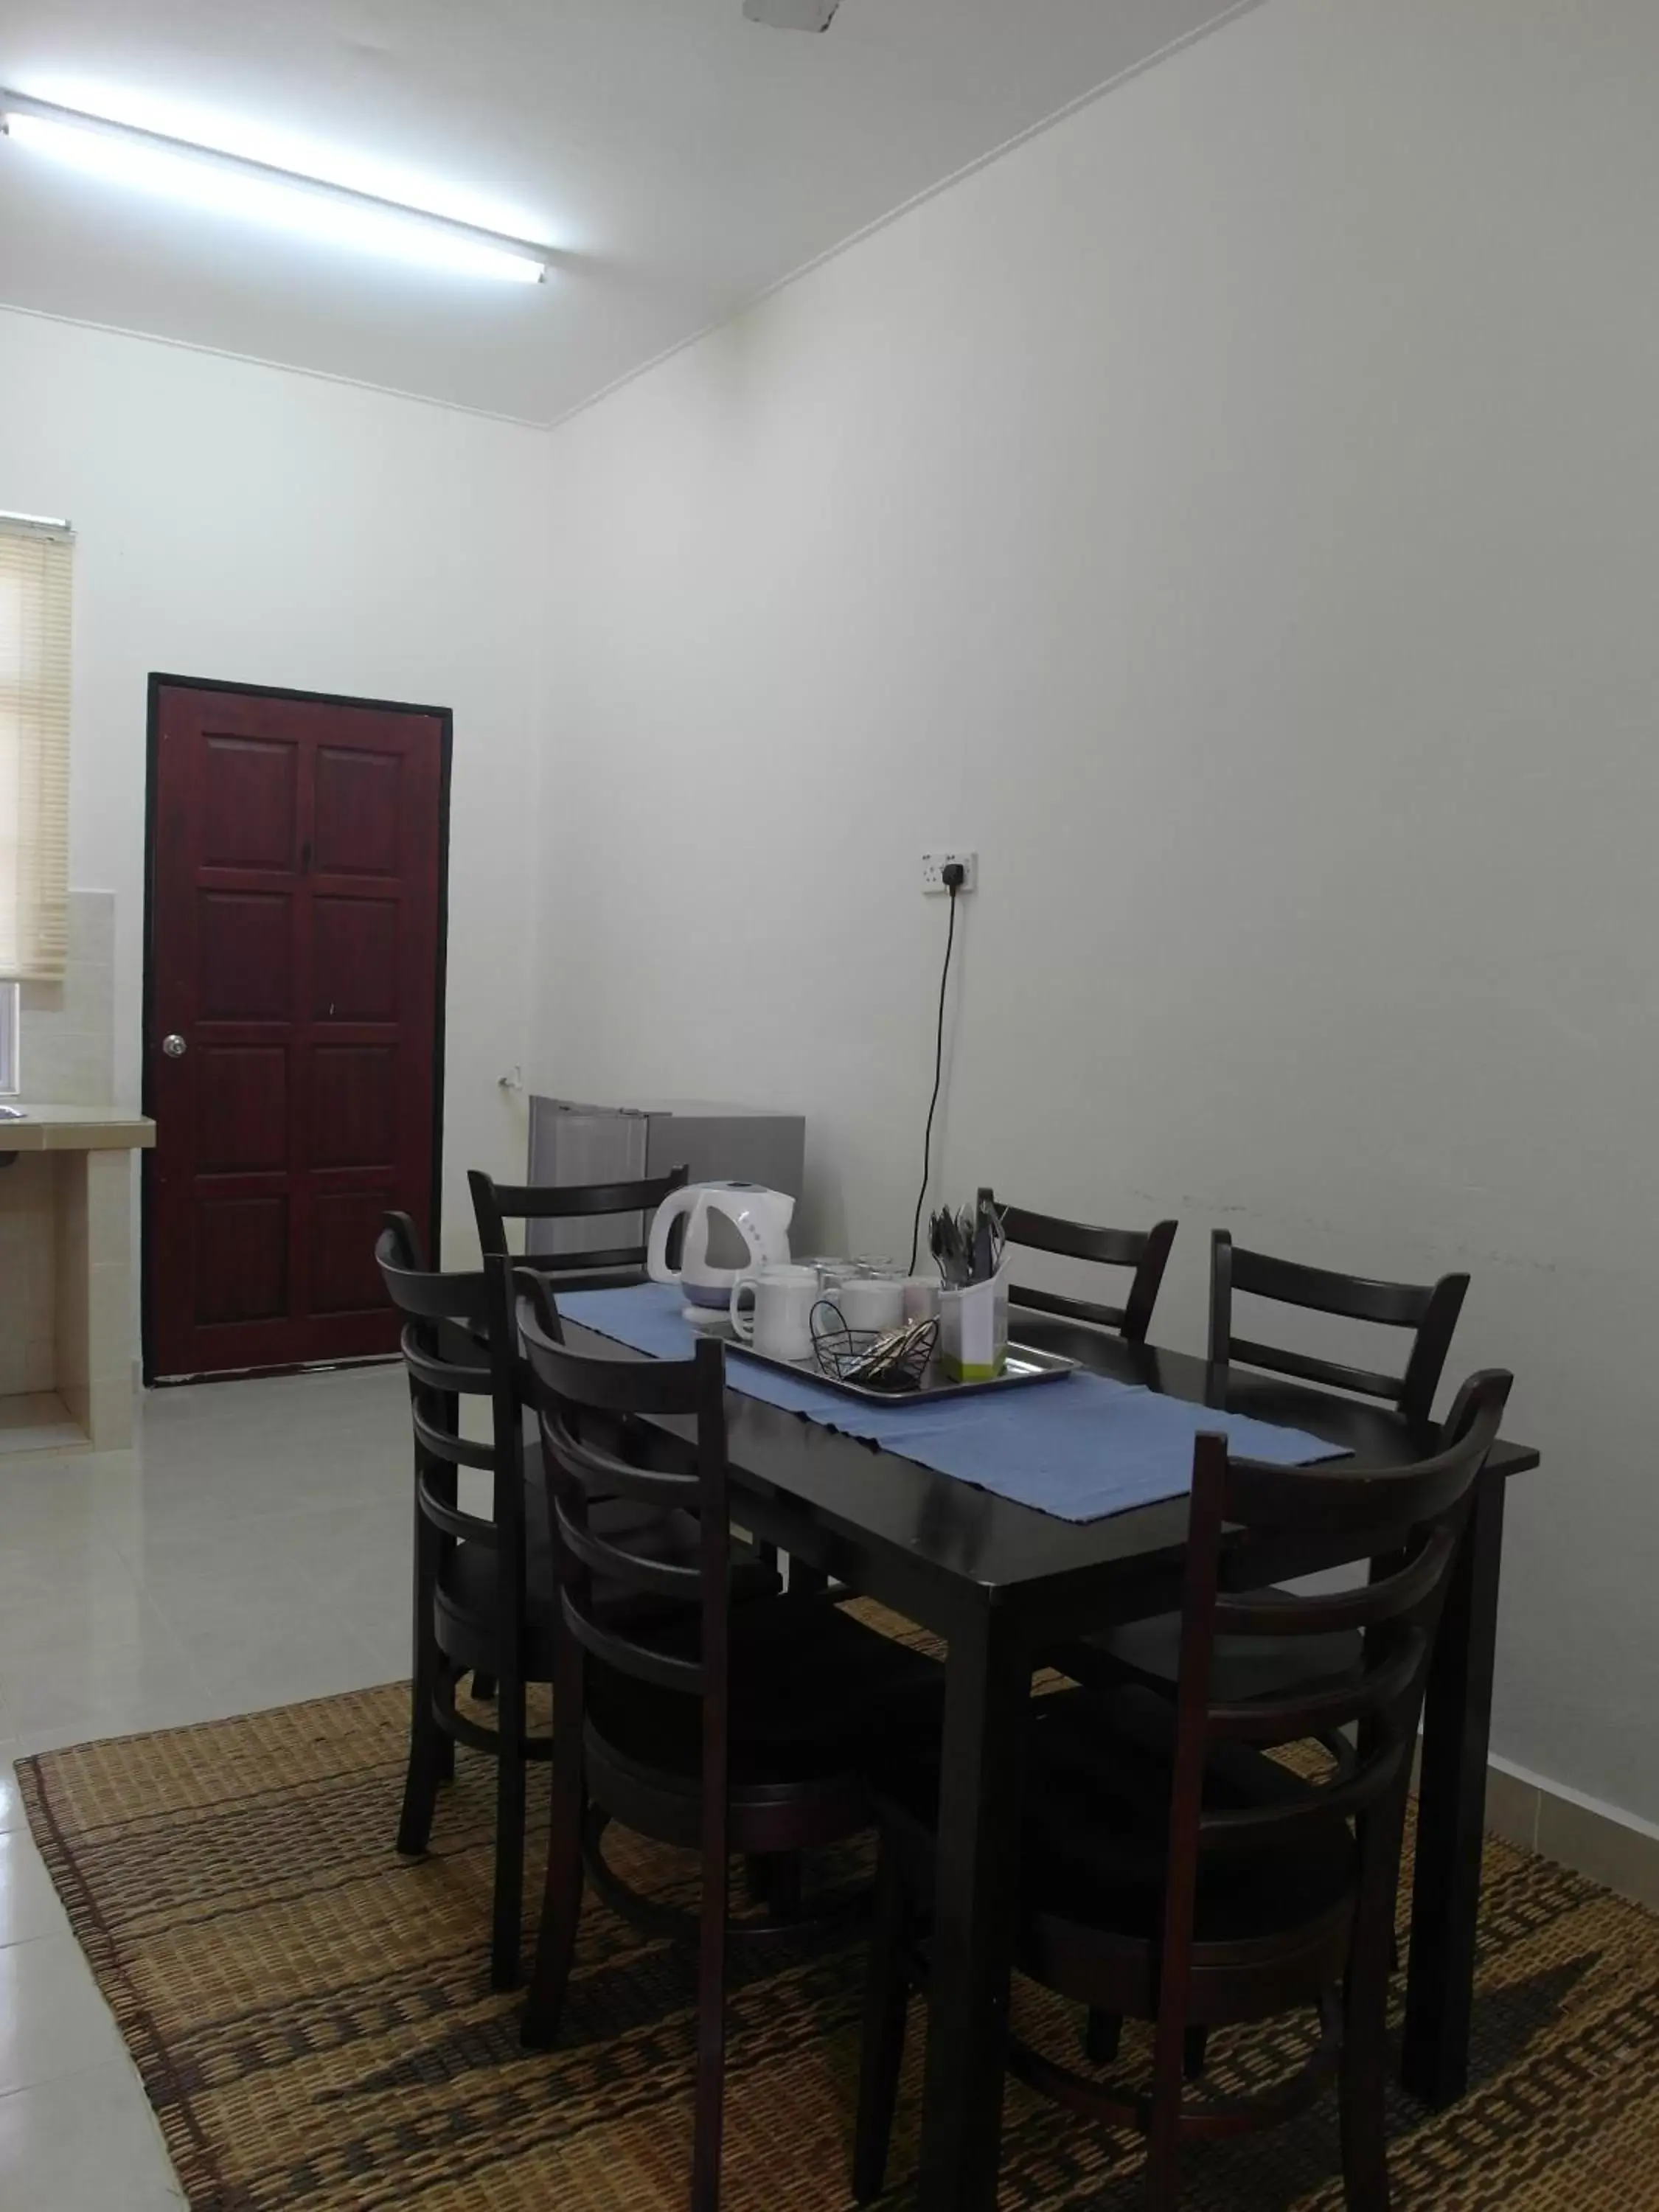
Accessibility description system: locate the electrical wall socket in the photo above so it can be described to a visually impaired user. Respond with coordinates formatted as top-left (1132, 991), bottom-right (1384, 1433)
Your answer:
top-left (921, 851), bottom-right (978, 895)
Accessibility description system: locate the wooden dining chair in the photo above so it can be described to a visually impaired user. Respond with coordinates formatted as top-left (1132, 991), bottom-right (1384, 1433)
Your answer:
top-left (515, 1270), bottom-right (942, 2212)
top-left (378, 1220), bottom-right (781, 1992)
top-left (1209, 1228), bottom-right (1469, 1427)
top-left (378, 1214), bottom-right (543, 1991)
top-left (853, 1369), bottom-right (1513, 2212)
top-left (462, 1163), bottom-right (695, 1700)
top-left (992, 1195), bottom-right (1177, 1343)
top-left (1058, 1231), bottom-right (1473, 1711)
top-left (468, 1161), bottom-right (688, 1276)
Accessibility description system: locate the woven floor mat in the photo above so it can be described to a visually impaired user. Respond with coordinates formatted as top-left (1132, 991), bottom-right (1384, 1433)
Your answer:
top-left (18, 1669), bottom-right (1659, 2210)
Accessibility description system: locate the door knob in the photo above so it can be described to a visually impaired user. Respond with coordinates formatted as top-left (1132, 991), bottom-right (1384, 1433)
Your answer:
top-left (162, 1033), bottom-right (187, 1059)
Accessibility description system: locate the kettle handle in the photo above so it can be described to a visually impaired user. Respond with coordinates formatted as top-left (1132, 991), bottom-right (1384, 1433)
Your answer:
top-left (646, 1185), bottom-right (696, 1283)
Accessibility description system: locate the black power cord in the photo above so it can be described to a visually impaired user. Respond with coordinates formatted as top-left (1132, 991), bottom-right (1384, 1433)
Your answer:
top-left (907, 864), bottom-right (965, 1274)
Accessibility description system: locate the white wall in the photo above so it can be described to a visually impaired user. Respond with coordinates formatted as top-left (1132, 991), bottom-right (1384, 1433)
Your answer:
top-left (533, 0), bottom-right (1659, 1821)
top-left (0, 307), bottom-right (549, 1270)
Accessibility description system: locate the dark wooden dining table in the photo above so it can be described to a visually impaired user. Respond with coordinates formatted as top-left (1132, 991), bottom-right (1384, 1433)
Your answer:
top-left (562, 1301), bottom-right (1539, 2212)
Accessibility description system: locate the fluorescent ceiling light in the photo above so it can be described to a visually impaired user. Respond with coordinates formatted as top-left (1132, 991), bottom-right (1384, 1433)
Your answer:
top-left (1, 94), bottom-right (550, 284)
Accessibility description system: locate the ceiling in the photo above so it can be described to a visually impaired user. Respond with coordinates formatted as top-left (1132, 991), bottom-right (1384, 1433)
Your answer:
top-left (0, 0), bottom-right (1248, 425)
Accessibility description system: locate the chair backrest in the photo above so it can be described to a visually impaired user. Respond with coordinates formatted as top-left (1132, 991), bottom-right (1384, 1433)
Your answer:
top-left (1208, 1228), bottom-right (1469, 1425)
top-left (515, 1267), bottom-right (730, 1706)
top-left (468, 1164), bottom-right (690, 1273)
top-left (377, 1214), bottom-right (526, 1655)
top-left (1152, 1369), bottom-right (1512, 2011)
top-left (992, 1195), bottom-right (1177, 1343)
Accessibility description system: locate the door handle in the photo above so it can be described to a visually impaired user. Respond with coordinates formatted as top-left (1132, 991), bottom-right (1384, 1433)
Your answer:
top-left (161, 1033), bottom-right (187, 1059)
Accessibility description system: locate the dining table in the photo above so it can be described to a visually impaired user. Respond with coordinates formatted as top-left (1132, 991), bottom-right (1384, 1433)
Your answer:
top-left (556, 1297), bottom-right (1540, 2212)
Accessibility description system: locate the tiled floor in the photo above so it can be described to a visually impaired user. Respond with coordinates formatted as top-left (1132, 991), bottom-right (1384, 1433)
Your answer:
top-left (0, 1362), bottom-right (414, 2210)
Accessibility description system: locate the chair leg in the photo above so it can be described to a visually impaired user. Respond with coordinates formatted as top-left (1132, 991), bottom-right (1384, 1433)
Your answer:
top-left (425, 1453), bottom-right (459, 1788)
top-left (1340, 1974), bottom-right (1392, 2212)
top-left (522, 1633), bottom-right (585, 2049)
top-left (396, 1525), bottom-right (445, 1857)
top-left (490, 1673), bottom-right (526, 1992)
top-left (435, 1670), bottom-right (457, 1784)
top-left (690, 1836), bottom-right (730, 2212)
top-left (1183, 2024), bottom-right (1209, 2081)
top-left (1144, 2108), bottom-right (1183, 2211)
top-left (1084, 2008), bottom-right (1122, 2065)
top-left (1342, 1790), bottom-right (1408, 2212)
top-left (852, 1836), bottom-right (910, 2204)
top-left (395, 1716), bottom-right (445, 1857)
top-left (1341, 1876), bottom-right (1398, 2212)
top-left (472, 1671), bottom-right (498, 1701)
top-left (1145, 2000), bottom-right (1188, 2209)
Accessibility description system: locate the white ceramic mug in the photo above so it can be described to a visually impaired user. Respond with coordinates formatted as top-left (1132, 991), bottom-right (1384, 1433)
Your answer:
top-left (832, 1272), bottom-right (908, 1336)
top-left (729, 1263), bottom-right (823, 1362)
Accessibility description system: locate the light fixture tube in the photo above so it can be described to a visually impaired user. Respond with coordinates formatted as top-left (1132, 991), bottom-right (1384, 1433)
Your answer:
top-left (1, 94), bottom-right (550, 284)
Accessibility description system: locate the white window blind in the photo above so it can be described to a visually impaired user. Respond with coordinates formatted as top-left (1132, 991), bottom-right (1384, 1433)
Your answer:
top-left (0, 517), bottom-right (72, 983)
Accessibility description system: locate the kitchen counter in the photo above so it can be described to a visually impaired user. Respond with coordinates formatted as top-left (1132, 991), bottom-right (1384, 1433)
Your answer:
top-left (0, 1102), bottom-right (156, 1152)
top-left (0, 1105), bottom-right (154, 1453)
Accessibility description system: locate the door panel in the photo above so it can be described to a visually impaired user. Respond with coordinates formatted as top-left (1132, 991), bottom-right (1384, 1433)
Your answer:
top-left (195, 1046), bottom-right (290, 1171)
top-left (195, 1197), bottom-right (291, 1325)
top-left (312, 897), bottom-right (400, 1018)
top-left (314, 745), bottom-right (403, 874)
top-left (310, 1192), bottom-right (397, 1315)
top-left (147, 684), bottom-right (445, 1380)
top-left (198, 891), bottom-right (294, 1016)
top-left (310, 1046), bottom-right (397, 1167)
top-left (201, 736), bottom-right (299, 867)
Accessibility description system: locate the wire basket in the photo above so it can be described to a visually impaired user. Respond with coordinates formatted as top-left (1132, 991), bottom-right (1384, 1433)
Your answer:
top-left (810, 1302), bottom-right (939, 1394)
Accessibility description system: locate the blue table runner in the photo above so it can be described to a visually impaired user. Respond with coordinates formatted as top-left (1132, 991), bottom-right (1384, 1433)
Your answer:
top-left (554, 1284), bottom-right (1346, 1525)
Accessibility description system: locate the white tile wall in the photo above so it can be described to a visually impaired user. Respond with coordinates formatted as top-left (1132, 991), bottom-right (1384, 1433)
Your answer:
top-left (3, 891), bottom-right (128, 1441)
top-left (16, 892), bottom-right (115, 1110)
top-left (0, 1161), bottom-right (55, 1397)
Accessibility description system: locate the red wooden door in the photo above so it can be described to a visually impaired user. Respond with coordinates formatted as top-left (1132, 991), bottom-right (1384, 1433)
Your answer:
top-left (146, 684), bottom-right (446, 1380)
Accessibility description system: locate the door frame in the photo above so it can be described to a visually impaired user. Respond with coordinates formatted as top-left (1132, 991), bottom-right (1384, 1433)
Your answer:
top-left (140, 672), bottom-right (453, 1385)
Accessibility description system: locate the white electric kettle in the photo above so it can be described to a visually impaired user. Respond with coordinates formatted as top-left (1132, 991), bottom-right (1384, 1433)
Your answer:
top-left (646, 1180), bottom-right (796, 1310)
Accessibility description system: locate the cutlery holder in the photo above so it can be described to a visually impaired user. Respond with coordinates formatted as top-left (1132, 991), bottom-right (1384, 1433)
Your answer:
top-left (939, 1267), bottom-right (1010, 1382)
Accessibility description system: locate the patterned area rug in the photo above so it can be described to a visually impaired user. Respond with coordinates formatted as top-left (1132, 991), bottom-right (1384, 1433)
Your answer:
top-left (18, 1675), bottom-right (1659, 2211)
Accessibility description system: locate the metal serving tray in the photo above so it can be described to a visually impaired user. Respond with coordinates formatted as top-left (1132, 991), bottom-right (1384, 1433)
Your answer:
top-left (724, 1335), bottom-right (1079, 1405)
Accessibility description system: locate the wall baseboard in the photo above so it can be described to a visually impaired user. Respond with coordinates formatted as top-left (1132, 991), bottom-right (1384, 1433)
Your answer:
top-left (1483, 1756), bottom-right (1659, 1913)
